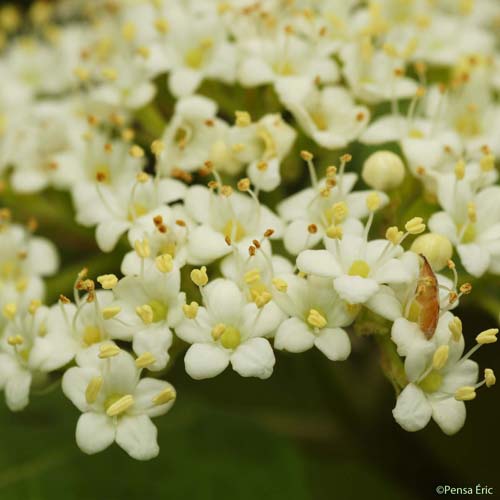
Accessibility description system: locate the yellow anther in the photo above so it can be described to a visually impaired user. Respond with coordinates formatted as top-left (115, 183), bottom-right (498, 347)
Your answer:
top-left (244, 268), bottom-right (261, 285)
top-left (97, 274), bottom-right (118, 289)
top-left (136, 304), bottom-right (154, 325)
top-left (2, 303), bottom-right (16, 320)
top-left (7, 335), bottom-right (23, 346)
top-left (85, 376), bottom-right (103, 404)
top-left (155, 254), bottom-right (174, 273)
top-left (454, 386), bottom-right (476, 401)
top-left (480, 153), bottom-right (495, 172)
top-left (190, 266), bottom-right (208, 287)
top-left (211, 323), bottom-right (226, 341)
top-left (326, 225), bottom-right (343, 239)
top-left (101, 67), bottom-right (118, 81)
top-left (152, 387), bottom-right (176, 405)
top-left (129, 145), bottom-right (145, 158)
top-left (485, 368), bottom-right (496, 388)
top-left (307, 309), bottom-right (327, 329)
top-left (28, 299), bottom-right (42, 314)
top-left (366, 192), bottom-right (381, 211)
top-left (253, 290), bottom-right (272, 308)
top-left (182, 301), bottom-right (199, 319)
top-left (272, 277), bottom-right (288, 292)
top-left (74, 66), bottom-right (90, 81)
top-left (235, 110), bottom-right (251, 127)
top-left (257, 161), bottom-right (268, 171)
top-left (154, 17), bottom-right (169, 34)
top-left (106, 394), bottom-right (134, 417)
top-left (460, 283), bottom-right (472, 294)
top-left (326, 165), bottom-right (337, 178)
top-left (405, 217), bottom-right (426, 235)
top-left (151, 139), bottom-right (164, 156)
top-left (135, 352), bottom-right (157, 368)
top-left (237, 178), bottom-right (251, 191)
top-left (137, 46), bottom-right (150, 59)
top-left (98, 343), bottom-right (121, 359)
top-left (331, 201), bottom-right (348, 223)
top-left (300, 150), bottom-right (314, 161)
top-left (476, 328), bottom-right (498, 344)
top-left (382, 42), bottom-right (398, 58)
top-left (467, 202), bottom-right (477, 223)
top-left (454, 160), bottom-right (466, 180)
top-left (432, 345), bottom-right (449, 370)
top-left (102, 307), bottom-right (121, 320)
top-left (386, 226), bottom-right (403, 245)
top-left (121, 21), bottom-right (136, 41)
top-left (136, 172), bottom-right (149, 183)
top-left (134, 239), bottom-right (151, 258)
top-left (449, 317), bottom-right (462, 341)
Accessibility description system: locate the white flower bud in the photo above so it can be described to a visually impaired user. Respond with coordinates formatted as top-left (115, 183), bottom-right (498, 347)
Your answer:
top-left (362, 151), bottom-right (406, 191)
top-left (410, 233), bottom-right (453, 271)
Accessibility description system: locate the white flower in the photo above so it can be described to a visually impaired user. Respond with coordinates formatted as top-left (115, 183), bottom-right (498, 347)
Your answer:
top-left (273, 274), bottom-right (354, 361)
top-left (106, 266), bottom-right (185, 371)
top-left (121, 205), bottom-right (192, 275)
top-left (340, 41), bottom-right (418, 103)
top-left (277, 159), bottom-right (388, 254)
top-left (62, 346), bottom-right (176, 460)
top-left (157, 95), bottom-right (229, 175)
top-left (392, 313), bottom-right (481, 435)
top-left (183, 185), bottom-right (283, 264)
top-left (0, 303), bottom-right (72, 411)
top-left (176, 279), bottom-right (281, 379)
top-left (238, 31), bottom-right (339, 89)
top-left (297, 217), bottom-right (413, 309)
top-left (429, 180), bottom-right (500, 277)
top-left (276, 81), bottom-right (369, 149)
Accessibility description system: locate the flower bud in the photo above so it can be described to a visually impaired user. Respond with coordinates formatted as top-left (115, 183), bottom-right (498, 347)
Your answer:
top-left (362, 151), bottom-right (405, 191)
top-left (410, 233), bottom-right (453, 271)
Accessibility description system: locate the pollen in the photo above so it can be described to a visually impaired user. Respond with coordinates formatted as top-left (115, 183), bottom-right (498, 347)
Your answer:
top-left (432, 345), bottom-right (449, 370)
top-left (85, 376), bottom-right (103, 404)
top-left (485, 368), bottom-right (496, 388)
top-left (136, 304), bottom-right (154, 324)
top-left (135, 351), bottom-right (157, 369)
top-left (405, 217), bottom-right (426, 235)
top-left (153, 387), bottom-right (176, 405)
top-left (476, 328), bottom-right (498, 344)
top-left (190, 266), bottom-right (208, 287)
top-left (307, 309), bottom-right (327, 329)
top-left (97, 274), bottom-right (118, 289)
top-left (7, 335), bottom-right (23, 346)
top-left (386, 226), bottom-right (403, 244)
top-left (182, 301), bottom-right (199, 319)
top-left (98, 343), bottom-right (121, 359)
top-left (211, 323), bottom-right (226, 341)
top-left (106, 394), bottom-right (134, 417)
top-left (449, 317), bottom-right (463, 341)
top-left (155, 254), bottom-right (174, 273)
top-left (220, 325), bottom-right (241, 349)
top-left (455, 386), bottom-right (476, 401)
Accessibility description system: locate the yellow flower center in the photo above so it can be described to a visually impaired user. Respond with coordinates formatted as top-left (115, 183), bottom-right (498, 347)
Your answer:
top-left (220, 326), bottom-right (241, 349)
top-left (418, 370), bottom-right (443, 393)
top-left (223, 220), bottom-right (246, 242)
top-left (148, 299), bottom-right (168, 323)
top-left (348, 260), bottom-right (371, 278)
top-left (83, 325), bottom-right (102, 346)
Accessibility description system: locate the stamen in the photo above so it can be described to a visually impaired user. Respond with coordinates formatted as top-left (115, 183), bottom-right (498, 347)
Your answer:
top-left (85, 376), bottom-right (103, 404)
top-left (102, 306), bottom-right (121, 320)
top-left (135, 352), bottom-right (157, 368)
top-left (182, 302), bottom-right (199, 319)
top-left (97, 274), bottom-right (118, 289)
top-left (454, 386), bottom-right (476, 401)
top-left (106, 394), bottom-right (134, 417)
top-left (98, 343), bottom-right (121, 359)
top-left (190, 266), bottom-right (208, 287)
top-left (152, 387), bottom-right (176, 405)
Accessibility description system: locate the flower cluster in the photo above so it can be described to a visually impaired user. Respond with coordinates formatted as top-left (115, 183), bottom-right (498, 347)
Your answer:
top-left (0, 0), bottom-right (499, 459)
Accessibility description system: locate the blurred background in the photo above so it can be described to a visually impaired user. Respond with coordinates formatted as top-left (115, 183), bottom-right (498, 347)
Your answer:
top-left (1, 0), bottom-right (499, 499)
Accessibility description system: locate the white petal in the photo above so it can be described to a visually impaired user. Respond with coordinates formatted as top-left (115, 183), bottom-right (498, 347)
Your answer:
top-left (116, 415), bottom-right (159, 460)
top-left (27, 237), bottom-right (59, 276)
top-left (440, 360), bottom-right (478, 394)
top-left (96, 220), bottom-right (130, 252)
top-left (430, 397), bottom-right (466, 436)
top-left (132, 326), bottom-right (172, 371)
top-left (5, 370), bottom-right (32, 411)
top-left (133, 378), bottom-right (176, 418)
top-left (457, 243), bottom-right (490, 277)
top-left (205, 279), bottom-right (244, 323)
top-left (314, 328), bottom-right (351, 361)
top-left (168, 68), bottom-right (203, 97)
top-left (62, 366), bottom-right (100, 412)
top-left (392, 384), bottom-right (432, 432)
top-left (175, 308), bottom-right (212, 344)
top-left (372, 258), bottom-right (411, 284)
top-left (296, 250), bottom-right (341, 277)
top-left (230, 338), bottom-right (275, 379)
top-left (76, 412), bottom-right (115, 455)
top-left (333, 275), bottom-right (379, 304)
top-left (184, 343), bottom-right (230, 380)
top-left (186, 225), bottom-right (230, 265)
top-left (283, 220), bottom-right (322, 255)
top-left (274, 317), bottom-right (315, 352)
top-left (365, 286), bottom-right (402, 321)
